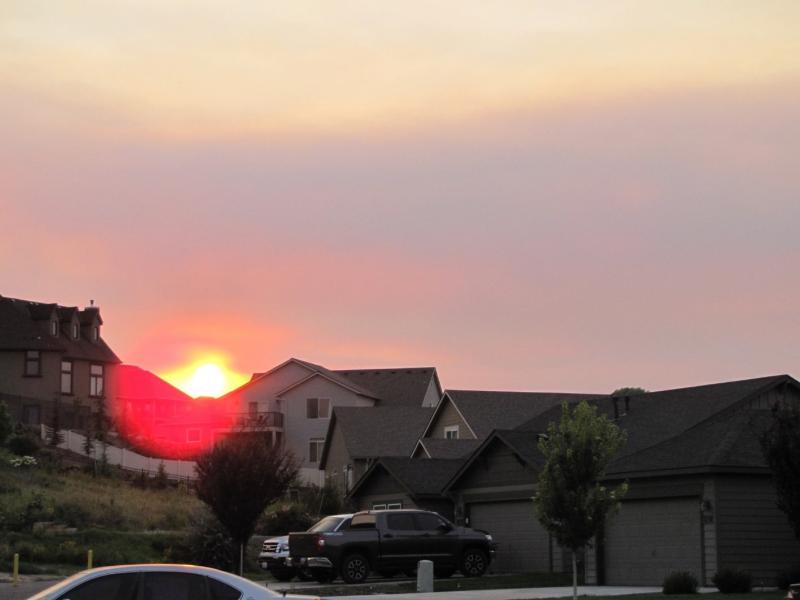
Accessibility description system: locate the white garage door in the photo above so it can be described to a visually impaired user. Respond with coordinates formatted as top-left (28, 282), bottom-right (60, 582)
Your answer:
top-left (604, 498), bottom-right (702, 585)
top-left (468, 500), bottom-right (551, 573)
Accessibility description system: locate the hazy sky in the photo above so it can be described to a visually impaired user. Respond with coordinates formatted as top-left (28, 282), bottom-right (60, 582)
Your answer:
top-left (2, 1), bottom-right (799, 394)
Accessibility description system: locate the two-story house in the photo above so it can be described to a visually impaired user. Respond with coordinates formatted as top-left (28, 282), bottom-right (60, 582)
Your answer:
top-left (0, 295), bottom-right (121, 431)
top-left (220, 358), bottom-right (441, 484)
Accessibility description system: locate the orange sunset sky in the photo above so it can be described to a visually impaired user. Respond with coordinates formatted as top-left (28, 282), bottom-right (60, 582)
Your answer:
top-left (2, 1), bottom-right (799, 396)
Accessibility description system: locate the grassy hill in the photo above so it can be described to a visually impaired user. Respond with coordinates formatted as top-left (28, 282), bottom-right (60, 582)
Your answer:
top-left (0, 446), bottom-right (204, 574)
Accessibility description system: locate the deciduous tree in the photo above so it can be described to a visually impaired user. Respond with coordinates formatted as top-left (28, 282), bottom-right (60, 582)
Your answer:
top-left (194, 433), bottom-right (298, 575)
top-left (534, 401), bottom-right (628, 600)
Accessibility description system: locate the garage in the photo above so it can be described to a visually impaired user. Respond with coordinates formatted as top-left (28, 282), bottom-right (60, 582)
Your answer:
top-left (604, 498), bottom-right (702, 585)
top-left (468, 500), bottom-right (552, 573)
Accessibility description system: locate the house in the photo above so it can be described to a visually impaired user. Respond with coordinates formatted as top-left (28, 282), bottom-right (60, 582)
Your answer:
top-left (220, 358), bottom-right (441, 484)
top-left (346, 457), bottom-right (462, 519)
top-left (116, 364), bottom-right (233, 459)
top-left (434, 375), bottom-right (800, 586)
top-left (0, 295), bottom-right (121, 430)
top-left (318, 405), bottom-right (434, 494)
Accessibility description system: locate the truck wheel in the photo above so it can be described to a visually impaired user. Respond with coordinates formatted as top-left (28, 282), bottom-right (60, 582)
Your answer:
top-left (340, 553), bottom-right (370, 584)
top-left (460, 548), bottom-right (488, 577)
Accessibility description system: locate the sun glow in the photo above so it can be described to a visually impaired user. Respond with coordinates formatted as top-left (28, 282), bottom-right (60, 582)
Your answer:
top-left (160, 354), bottom-right (249, 398)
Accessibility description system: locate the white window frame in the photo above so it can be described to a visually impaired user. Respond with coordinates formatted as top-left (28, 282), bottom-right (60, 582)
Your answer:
top-left (89, 364), bottom-right (104, 397)
top-left (60, 360), bottom-right (73, 395)
top-left (72, 322), bottom-right (79, 340)
top-left (372, 502), bottom-right (402, 510)
top-left (306, 397), bottom-right (330, 419)
top-left (309, 438), bottom-right (325, 463)
top-left (444, 425), bottom-right (459, 440)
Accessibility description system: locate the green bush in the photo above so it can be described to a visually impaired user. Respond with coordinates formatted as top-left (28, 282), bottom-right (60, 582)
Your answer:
top-left (663, 571), bottom-right (698, 594)
top-left (182, 509), bottom-right (236, 571)
top-left (7, 433), bottom-right (39, 456)
top-left (713, 568), bottom-right (751, 593)
top-left (258, 504), bottom-right (314, 536)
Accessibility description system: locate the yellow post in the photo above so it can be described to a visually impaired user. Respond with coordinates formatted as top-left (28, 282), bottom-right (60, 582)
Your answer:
top-left (12, 553), bottom-right (19, 587)
top-left (87, 549), bottom-right (93, 569)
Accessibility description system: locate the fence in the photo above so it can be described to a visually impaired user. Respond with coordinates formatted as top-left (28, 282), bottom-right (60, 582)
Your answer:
top-left (40, 426), bottom-right (197, 480)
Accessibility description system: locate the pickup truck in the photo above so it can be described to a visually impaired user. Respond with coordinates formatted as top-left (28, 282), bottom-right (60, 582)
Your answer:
top-left (289, 509), bottom-right (495, 584)
top-left (259, 513), bottom-right (353, 581)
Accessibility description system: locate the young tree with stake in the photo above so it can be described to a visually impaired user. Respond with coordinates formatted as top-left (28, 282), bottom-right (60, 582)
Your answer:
top-left (534, 401), bottom-right (627, 600)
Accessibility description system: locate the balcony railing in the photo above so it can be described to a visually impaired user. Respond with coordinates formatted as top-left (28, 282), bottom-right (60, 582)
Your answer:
top-left (233, 411), bottom-right (284, 429)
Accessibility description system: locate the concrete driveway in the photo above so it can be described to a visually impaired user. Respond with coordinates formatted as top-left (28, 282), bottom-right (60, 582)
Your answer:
top-left (329, 585), bottom-right (663, 600)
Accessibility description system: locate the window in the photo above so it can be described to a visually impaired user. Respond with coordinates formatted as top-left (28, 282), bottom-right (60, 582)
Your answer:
top-left (186, 428), bottom-right (201, 443)
top-left (206, 576), bottom-right (241, 600)
top-left (56, 573), bottom-right (138, 600)
top-left (387, 513), bottom-right (416, 530)
top-left (61, 360), bottom-right (73, 395)
top-left (24, 350), bottom-right (41, 376)
top-left (90, 364), bottom-right (104, 397)
top-left (72, 322), bottom-right (79, 340)
top-left (50, 320), bottom-right (59, 336)
top-left (142, 572), bottom-right (206, 600)
top-left (306, 397), bottom-right (330, 419)
top-left (309, 438), bottom-right (324, 463)
top-left (415, 512), bottom-right (448, 531)
top-left (372, 501), bottom-right (402, 510)
top-left (350, 513), bottom-right (376, 528)
top-left (444, 425), bottom-right (459, 440)
top-left (92, 326), bottom-right (99, 341)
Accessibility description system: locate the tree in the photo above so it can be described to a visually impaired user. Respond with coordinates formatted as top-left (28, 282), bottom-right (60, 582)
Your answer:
top-left (611, 387), bottom-right (647, 396)
top-left (534, 401), bottom-right (628, 600)
top-left (82, 419), bottom-right (96, 475)
top-left (194, 432), bottom-right (298, 575)
top-left (760, 403), bottom-right (800, 539)
top-left (0, 401), bottom-right (12, 446)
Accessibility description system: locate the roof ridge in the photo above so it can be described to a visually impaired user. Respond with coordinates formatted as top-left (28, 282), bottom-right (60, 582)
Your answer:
top-left (643, 374), bottom-right (789, 396)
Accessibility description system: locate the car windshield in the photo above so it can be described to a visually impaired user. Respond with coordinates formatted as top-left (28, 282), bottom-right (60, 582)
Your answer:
top-left (307, 516), bottom-right (345, 533)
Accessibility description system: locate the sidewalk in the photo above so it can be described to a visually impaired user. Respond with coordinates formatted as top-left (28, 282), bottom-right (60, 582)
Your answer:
top-left (327, 585), bottom-right (664, 600)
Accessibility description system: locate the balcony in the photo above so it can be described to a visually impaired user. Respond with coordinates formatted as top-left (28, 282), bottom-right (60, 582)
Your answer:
top-left (233, 411), bottom-right (284, 430)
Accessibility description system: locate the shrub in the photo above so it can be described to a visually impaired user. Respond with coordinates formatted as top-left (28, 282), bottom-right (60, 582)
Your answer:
top-left (663, 571), bottom-right (698, 594)
top-left (258, 504), bottom-right (314, 536)
top-left (0, 401), bottom-right (12, 446)
top-left (7, 433), bottom-right (39, 456)
top-left (183, 509), bottom-right (236, 571)
top-left (713, 568), bottom-right (752, 593)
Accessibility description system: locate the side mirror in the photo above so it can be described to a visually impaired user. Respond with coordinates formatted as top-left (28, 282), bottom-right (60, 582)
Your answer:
top-left (437, 523), bottom-right (453, 533)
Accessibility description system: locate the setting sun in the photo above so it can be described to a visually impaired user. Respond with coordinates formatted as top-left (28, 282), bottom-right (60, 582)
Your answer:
top-left (160, 353), bottom-right (249, 398)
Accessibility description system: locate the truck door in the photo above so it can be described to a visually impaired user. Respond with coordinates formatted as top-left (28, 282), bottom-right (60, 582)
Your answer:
top-left (381, 512), bottom-right (421, 570)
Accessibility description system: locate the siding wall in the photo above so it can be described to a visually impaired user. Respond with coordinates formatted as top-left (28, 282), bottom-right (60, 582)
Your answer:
top-left (452, 439), bottom-right (537, 490)
top-left (714, 474), bottom-right (800, 584)
top-left (427, 398), bottom-right (473, 439)
top-left (322, 420), bottom-right (353, 494)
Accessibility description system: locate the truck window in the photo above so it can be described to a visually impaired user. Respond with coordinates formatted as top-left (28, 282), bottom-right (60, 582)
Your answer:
top-left (386, 513), bottom-right (416, 531)
top-left (350, 514), bottom-right (376, 528)
top-left (308, 516), bottom-right (346, 533)
top-left (415, 512), bottom-right (447, 531)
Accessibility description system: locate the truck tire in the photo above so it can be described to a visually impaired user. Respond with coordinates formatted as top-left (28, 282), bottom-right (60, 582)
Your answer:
top-left (340, 553), bottom-right (370, 584)
top-left (460, 548), bottom-right (488, 577)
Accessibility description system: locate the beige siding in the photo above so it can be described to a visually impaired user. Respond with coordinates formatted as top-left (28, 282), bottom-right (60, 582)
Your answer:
top-left (323, 421), bottom-right (353, 494)
top-left (714, 474), bottom-right (800, 584)
top-left (427, 398), bottom-right (474, 439)
top-left (421, 377), bottom-right (441, 408)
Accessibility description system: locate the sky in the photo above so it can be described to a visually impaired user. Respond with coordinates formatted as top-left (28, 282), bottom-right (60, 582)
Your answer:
top-left (1, 1), bottom-right (799, 395)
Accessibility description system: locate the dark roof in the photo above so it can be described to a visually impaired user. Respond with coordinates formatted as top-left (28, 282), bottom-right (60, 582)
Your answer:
top-left (416, 438), bottom-right (481, 459)
top-left (321, 406), bottom-right (434, 467)
top-left (276, 358), bottom-right (381, 399)
top-left (117, 365), bottom-right (193, 401)
top-left (0, 295), bottom-right (120, 363)
top-left (350, 457), bottom-right (463, 499)
top-left (334, 367), bottom-right (440, 407)
top-left (445, 390), bottom-right (608, 438)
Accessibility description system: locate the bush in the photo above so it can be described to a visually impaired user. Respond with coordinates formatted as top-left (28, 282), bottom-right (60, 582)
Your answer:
top-left (663, 571), bottom-right (698, 594)
top-left (258, 504), bottom-right (314, 536)
top-left (777, 565), bottom-right (800, 590)
top-left (713, 568), bottom-right (751, 593)
top-left (183, 509), bottom-right (236, 571)
top-left (7, 433), bottom-right (39, 456)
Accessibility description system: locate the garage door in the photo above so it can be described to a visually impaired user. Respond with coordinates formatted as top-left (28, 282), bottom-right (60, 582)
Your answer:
top-left (468, 500), bottom-right (551, 573)
top-left (604, 498), bottom-right (702, 585)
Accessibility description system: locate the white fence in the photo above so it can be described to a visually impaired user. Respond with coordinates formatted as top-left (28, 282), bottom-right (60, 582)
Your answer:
top-left (41, 427), bottom-right (197, 480)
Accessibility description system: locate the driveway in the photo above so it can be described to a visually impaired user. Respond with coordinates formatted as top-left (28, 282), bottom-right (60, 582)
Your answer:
top-left (327, 585), bottom-right (663, 600)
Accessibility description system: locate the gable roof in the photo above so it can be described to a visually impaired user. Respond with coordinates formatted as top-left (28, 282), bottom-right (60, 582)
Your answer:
top-left (334, 367), bottom-right (441, 407)
top-left (348, 456), bottom-right (464, 500)
top-left (319, 405), bottom-right (434, 468)
top-left (413, 438), bottom-right (481, 459)
top-left (0, 295), bottom-right (120, 363)
top-left (117, 365), bottom-right (193, 401)
top-left (432, 389), bottom-right (607, 439)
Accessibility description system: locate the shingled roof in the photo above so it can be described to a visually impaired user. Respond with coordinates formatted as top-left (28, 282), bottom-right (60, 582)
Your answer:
top-left (414, 438), bottom-right (481, 459)
top-left (334, 367), bottom-right (441, 407)
top-left (441, 389), bottom-right (608, 439)
top-left (0, 295), bottom-right (120, 363)
top-left (348, 456), bottom-right (464, 499)
top-left (319, 405), bottom-right (434, 468)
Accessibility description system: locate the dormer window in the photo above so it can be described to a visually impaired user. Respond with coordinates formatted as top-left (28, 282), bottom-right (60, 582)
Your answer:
top-left (72, 322), bottom-right (79, 340)
top-left (50, 320), bottom-right (58, 337)
top-left (92, 326), bottom-right (99, 341)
